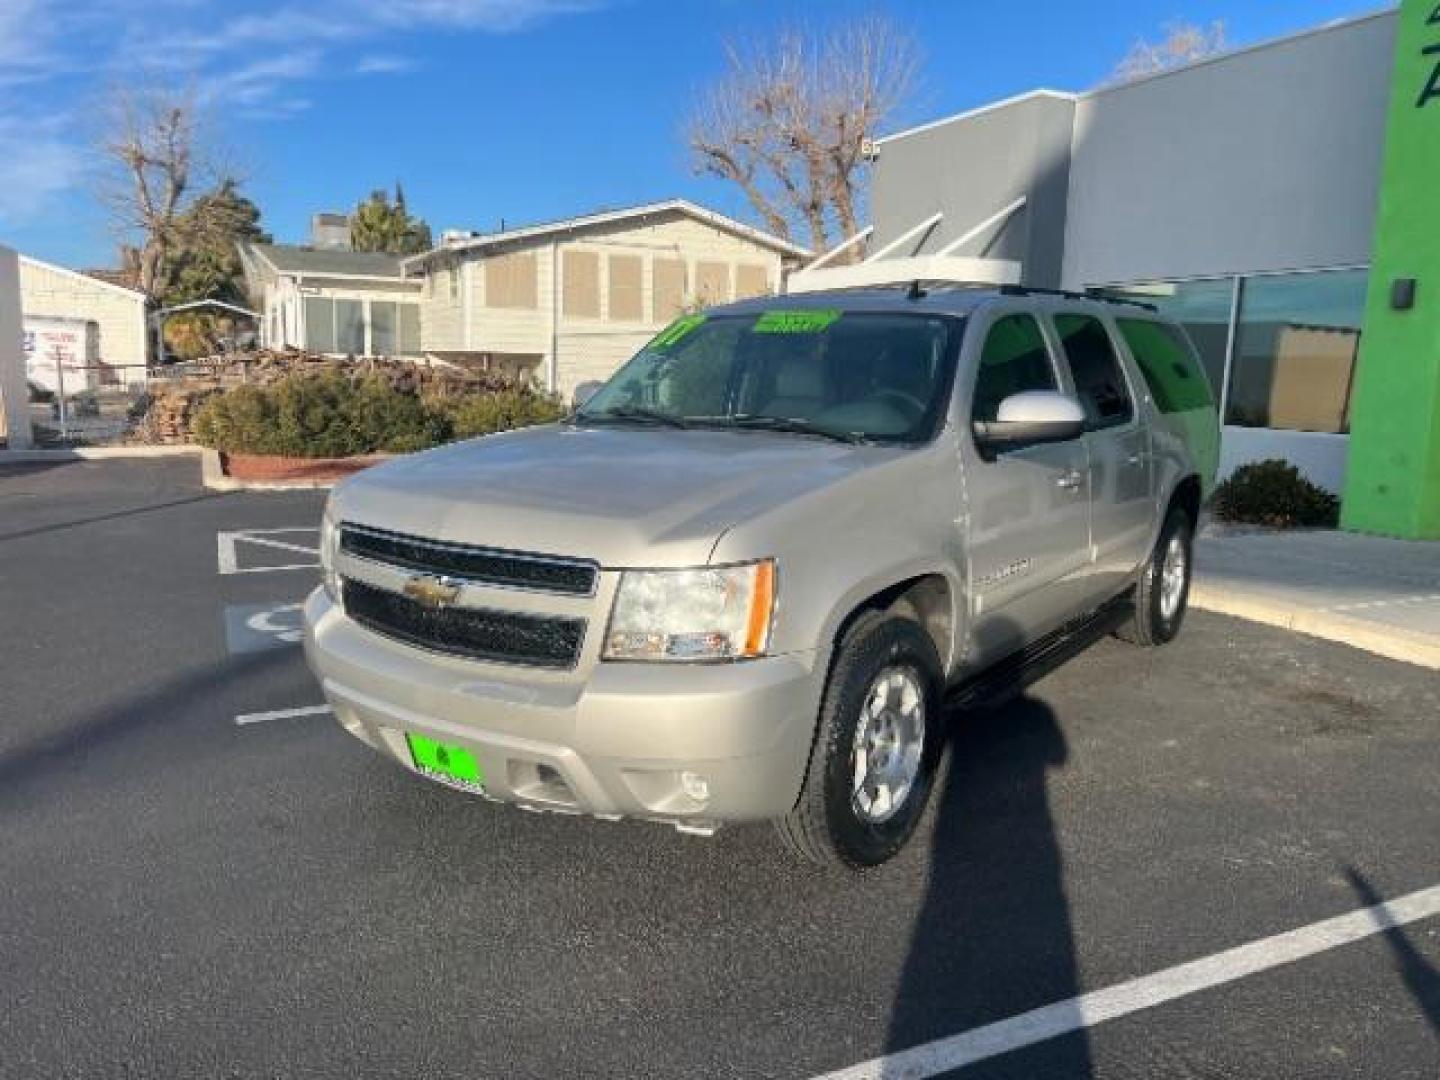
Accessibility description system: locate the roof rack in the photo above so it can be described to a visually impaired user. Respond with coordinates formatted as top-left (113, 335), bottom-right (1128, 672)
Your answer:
top-left (998, 283), bottom-right (1158, 312)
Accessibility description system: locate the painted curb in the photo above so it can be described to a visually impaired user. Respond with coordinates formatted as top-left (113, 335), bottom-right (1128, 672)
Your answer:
top-left (0, 445), bottom-right (201, 461)
top-left (1190, 583), bottom-right (1440, 670)
top-left (199, 448), bottom-right (339, 492)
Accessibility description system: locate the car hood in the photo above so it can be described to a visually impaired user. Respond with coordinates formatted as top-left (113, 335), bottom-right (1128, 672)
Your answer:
top-left (331, 423), bottom-right (904, 567)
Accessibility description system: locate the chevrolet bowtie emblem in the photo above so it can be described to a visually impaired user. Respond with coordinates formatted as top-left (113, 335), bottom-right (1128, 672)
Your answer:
top-left (403, 574), bottom-right (462, 609)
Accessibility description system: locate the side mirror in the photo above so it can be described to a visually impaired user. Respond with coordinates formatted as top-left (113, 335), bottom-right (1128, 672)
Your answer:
top-left (573, 381), bottom-right (603, 410)
top-left (973, 391), bottom-right (1086, 456)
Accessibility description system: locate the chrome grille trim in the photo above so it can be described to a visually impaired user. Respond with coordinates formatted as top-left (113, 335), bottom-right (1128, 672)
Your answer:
top-left (340, 523), bottom-right (599, 597)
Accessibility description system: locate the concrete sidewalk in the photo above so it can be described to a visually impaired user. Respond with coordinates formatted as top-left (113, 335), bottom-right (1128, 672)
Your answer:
top-left (1193, 525), bottom-right (1440, 669)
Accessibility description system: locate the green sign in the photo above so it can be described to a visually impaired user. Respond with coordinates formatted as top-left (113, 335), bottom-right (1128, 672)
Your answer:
top-left (649, 314), bottom-right (707, 350)
top-left (752, 309), bottom-right (842, 334)
top-left (1343, 0), bottom-right (1440, 539)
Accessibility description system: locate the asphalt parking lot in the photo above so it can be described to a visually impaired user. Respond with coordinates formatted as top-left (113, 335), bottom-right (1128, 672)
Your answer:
top-left (1, 457), bottom-right (1437, 1079)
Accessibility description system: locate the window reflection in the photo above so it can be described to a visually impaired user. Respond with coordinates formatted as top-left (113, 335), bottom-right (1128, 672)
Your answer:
top-left (1227, 270), bottom-right (1367, 433)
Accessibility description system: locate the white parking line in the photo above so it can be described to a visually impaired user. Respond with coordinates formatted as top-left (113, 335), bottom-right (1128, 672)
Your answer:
top-left (812, 882), bottom-right (1440, 1080)
top-left (234, 704), bottom-right (333, 726)
top-left (217, 528), bottom-right (321, 576)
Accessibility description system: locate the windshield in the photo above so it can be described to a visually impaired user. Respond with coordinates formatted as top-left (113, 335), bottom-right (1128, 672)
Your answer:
top-left (575, 310), bottom-right (961, 443)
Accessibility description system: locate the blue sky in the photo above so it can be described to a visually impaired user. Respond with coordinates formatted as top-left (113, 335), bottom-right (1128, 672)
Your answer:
top-left (0, 0), bottom-right (1384, 269)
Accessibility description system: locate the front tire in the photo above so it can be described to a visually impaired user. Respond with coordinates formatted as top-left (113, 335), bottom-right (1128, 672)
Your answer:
top-left (1117, 505), bottom-right (1194, 646)
top-left (776, 612), bottom-right (944, 868)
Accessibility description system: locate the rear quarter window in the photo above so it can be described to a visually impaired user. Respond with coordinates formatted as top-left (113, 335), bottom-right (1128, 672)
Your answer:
top-left (1116, 319), bottom-right (1215, 414)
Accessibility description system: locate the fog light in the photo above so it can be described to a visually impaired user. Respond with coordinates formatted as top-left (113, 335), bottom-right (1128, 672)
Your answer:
top-left (680, 771), bottom-right (710, 803)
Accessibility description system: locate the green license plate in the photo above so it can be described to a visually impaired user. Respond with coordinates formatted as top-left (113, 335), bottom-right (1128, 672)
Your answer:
top-left (406, 733), bottom-right (486, 793)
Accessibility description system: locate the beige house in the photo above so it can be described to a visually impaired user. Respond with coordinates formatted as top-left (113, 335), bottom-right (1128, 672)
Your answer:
top-left (237, 244), bottom-right (425, 357)
top-left (18, 255), bottom-right (149, 388)
top-left (407, 200), bottom-right (808, 396)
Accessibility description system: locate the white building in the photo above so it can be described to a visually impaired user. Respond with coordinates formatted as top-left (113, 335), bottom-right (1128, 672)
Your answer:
top-left (18, 255), bottom-right (150, 390)
top-left (240, 199), bottom-right (807, 398)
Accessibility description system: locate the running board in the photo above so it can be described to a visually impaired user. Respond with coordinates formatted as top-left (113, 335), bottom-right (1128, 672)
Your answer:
top-left (945, 592), bottom-right (1134, 711)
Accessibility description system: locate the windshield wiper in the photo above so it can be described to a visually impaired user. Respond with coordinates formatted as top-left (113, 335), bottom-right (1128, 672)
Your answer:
top-left (576, 406), bottom-right (691, 429)
top-left (717, 414), bottom-right (869, 445)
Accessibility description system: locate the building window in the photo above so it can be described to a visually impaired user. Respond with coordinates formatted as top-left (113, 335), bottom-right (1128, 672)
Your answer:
top-left (607, 254), bottom-right (643, 321)
top-left (301, 297), bottom-right (422, 356)
top-left (485, 252), bottom-right (537, 309)
top-left (449, 260), bottom-right (461, 300)
top-left (336, 299), bottom-right (365, 354)
top-left (1053, 313), bottom-right (1133, 430)
top-left (1226, 269), bottom-right (1367, 434)
top-left (398, 304), bottom-right (421, 354)
top-left (304, 297), bottom-right (336, 353)
top-left (562, 250), bottom-right (600, 318)
top-left (653, 258), bottom-right (687, 320)
top-left (695, 261), bottom-right (730, 305)
top-left (1094, 278), bottom-right (1232, 401)
top-left (371, 301), bottom-right (397, 356)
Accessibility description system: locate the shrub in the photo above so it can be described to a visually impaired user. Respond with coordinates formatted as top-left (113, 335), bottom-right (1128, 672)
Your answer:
top-left (444, 387), bottom-right (564, 440)
top-left (192, 370), bottom-right (560, 458)
top-left (1212, 459), bottom-right (1340, 528)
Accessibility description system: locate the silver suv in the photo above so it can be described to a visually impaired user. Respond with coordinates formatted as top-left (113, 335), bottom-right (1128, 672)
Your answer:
top-left (304, 285), bottom-right (1219, 867)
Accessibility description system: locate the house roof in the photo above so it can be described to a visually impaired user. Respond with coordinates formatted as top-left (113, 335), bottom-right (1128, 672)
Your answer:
top-left (18, 254), bottom-right (149, 301)
top-left (244, 243), bottom-right (409, 279)
top-left (402, 198), bottom-right (812, 270)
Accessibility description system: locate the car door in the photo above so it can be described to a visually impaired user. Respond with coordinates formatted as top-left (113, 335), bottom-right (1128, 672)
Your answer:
top-left (960, 308), bottom-right (1092, 668)
top-left (1049, 311), bottom-right (1156, 605)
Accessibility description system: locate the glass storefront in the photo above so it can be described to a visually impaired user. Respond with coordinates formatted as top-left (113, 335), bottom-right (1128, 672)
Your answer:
top-left (1094, 268), bottom-right (1368, 435)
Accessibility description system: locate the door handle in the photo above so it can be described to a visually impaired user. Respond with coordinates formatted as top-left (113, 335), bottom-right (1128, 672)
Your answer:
top-left (1056, 469), bottom-right (1084, 491)
top-left (1127, 452), bottom-right (1147, 467)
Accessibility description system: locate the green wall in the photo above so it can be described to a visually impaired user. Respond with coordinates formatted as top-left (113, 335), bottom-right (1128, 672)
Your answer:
top-left (1343, 0), bottom-right (1440, 538)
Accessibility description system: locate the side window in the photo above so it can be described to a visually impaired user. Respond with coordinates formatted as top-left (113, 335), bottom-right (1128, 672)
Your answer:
top-left (1115, 318), bottom-right (1215, 414)
top-left (971, 313), bottom-right (1058, 423)
top-left (1053, 313), bottom-right (1134, 429)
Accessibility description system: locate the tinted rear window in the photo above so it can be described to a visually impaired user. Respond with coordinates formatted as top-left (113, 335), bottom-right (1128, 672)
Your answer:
top-left (1116, 319), bottom-right (1215, 414)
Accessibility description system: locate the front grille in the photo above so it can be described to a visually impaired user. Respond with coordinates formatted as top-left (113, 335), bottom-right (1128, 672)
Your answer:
top-left (342, 578), bottom-right (586, 669)
top-left (340, 524), bottom-right (597, 596)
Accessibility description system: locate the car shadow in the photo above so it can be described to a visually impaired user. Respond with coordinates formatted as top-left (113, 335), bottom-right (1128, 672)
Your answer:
top-left (1345, 866), bottom-right (1440, 1036)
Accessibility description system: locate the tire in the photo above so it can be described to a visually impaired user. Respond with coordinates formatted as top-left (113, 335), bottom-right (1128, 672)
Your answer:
top-left (776, 611), bottom-right (944, 868)
top-left (1116, 504), bottom-right (1194, 647)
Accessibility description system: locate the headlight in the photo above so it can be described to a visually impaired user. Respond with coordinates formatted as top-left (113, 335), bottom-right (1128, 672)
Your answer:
top-left (603, 560), bottom-right (776, 661)
top-left (319, 503), bottom-right (342, 602)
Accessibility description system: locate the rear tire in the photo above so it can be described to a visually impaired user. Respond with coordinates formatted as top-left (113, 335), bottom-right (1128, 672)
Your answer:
top-left (1117, 505), bottom-right (1194, 647)
top-left (776, 611), bottom-right (944, 868)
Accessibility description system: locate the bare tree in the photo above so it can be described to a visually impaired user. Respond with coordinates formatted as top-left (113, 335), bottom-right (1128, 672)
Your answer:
top-left (1112, 21), bottom-right (1228, 82)
top-left (687, 15), bottom-right (920, 257)
top-left (97, 83), bottom-right (217, 300)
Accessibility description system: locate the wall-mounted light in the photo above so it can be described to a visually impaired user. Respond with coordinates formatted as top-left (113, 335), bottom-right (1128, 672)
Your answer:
top-left (1391, 277), bottom-right (1417, 311)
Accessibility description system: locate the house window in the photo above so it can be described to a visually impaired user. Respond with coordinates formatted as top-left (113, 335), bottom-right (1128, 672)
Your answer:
top-left (398, 304), bottom-right (421, 354)
top-left (336, 300), bottom-right (365, 354)
top-left (485, 252), bottom-right (537, 309)
top-left (607, 254), bottom-right (643, 321)
top-left (695, 261), bottom-right (730, 305)
top-left (563, 250), bottom-right (601, 318)
top-left (653, 258), bottom-right (687, 320)
top-left (734, 264), bottom-right (770, 300)
top-left (304, 297), bottom-right (336, 353)
top-left (371, 301), bottom-right (397, 356)
top-left (1226, 270), bottom-right (1367, 434)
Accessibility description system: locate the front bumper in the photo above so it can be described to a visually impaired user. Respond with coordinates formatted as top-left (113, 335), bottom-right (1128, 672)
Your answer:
top-left (303, 588), bottom-right (824, 826)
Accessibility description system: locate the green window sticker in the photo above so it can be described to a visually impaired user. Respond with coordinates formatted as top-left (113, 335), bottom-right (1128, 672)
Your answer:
top-left (753, 309), bottom-right (841, 334)
top-left (650, 314), bottom-right (707, 350)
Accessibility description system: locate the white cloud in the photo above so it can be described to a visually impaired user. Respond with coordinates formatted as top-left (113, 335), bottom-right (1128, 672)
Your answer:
top-left (0, 119), bottom-right (86, 223)
top-left (355, 54), bottom-right (418, 75)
